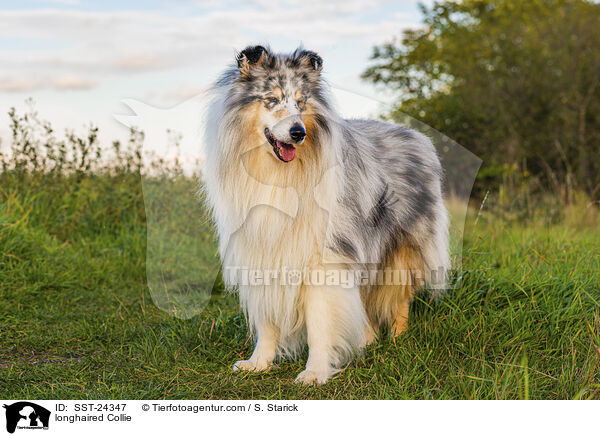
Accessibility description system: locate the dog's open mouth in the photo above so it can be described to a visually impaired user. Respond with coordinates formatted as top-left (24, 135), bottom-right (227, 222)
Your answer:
top-left (265, 128), bottom-right (296, 162)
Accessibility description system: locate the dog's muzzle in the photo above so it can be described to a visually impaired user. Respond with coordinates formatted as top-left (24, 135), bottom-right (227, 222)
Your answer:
top-left (265, 128), bottom-right (297, 163)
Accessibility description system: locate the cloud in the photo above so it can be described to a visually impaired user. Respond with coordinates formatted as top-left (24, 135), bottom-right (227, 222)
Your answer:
top-left (112, 55), bottom-right (163, 71)
top-left (0, 74), bottom-right (96, 92)
top-left (165, 84), bottom-right (209, 102)
top-left (0, 77), bottom-right (44, 93)
top-left (0, 3), bottom-right (420, 80)
top-left (51, 73), bottom-right (96, 90)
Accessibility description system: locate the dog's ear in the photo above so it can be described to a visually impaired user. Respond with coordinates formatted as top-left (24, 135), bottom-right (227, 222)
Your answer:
top-left (297, 50), bottom-right (323, 73)
top-left (237, 45), bottom-right (268, 78)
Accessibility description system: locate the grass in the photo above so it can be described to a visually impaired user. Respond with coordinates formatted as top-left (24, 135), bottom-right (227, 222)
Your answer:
top-left (0, 106), bottom-right (599, 399)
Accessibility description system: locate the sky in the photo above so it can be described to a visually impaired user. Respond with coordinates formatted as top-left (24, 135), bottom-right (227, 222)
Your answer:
top-left (0, 0), bottom-right (430, 154)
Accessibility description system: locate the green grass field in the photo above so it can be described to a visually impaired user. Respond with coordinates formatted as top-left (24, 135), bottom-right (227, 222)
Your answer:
top-left (0, 113), bottom-right (599, 400)
top-left (1, 171), bottom-right (598, 400)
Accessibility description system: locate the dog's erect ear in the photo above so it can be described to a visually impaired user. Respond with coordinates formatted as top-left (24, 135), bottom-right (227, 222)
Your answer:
top-left (297, 50), bottom-right (323, 73)
top-left (237, 45), bottom-right (268, 78)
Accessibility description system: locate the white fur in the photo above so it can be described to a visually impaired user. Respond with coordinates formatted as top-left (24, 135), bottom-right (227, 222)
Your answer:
top-left (202, 86), bottom-right (370, 384)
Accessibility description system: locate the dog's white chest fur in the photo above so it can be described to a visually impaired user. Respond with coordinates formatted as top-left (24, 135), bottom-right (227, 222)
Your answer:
top-left (210, 162), bottom-right (337, 341)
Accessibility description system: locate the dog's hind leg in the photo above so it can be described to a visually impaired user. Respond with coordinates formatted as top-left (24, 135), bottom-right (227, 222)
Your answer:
top-left (365, 321), bottom-right (377, 345)
top-left (391, 295), bottom-right (411, 336)
top-left (233, 321), bottom-right (279, 372)
top-left (363, 242), bottom-right (423, 337)
top-left (391, 243), bottom-right (424, 337)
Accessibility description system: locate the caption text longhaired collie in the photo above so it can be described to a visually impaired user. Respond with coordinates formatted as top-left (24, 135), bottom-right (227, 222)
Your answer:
top-left (203, 45), bottom-right (449, 385)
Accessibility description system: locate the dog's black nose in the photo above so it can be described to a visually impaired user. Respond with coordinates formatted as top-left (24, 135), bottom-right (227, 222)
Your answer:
top-left (289, 124), bottom-right (306, 143)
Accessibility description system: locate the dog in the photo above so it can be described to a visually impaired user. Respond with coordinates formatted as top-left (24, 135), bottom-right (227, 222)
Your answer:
top-left (202, 45), bottom-right (449, 385)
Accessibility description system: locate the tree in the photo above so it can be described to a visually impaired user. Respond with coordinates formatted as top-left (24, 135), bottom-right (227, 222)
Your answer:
top-left (363, 0), bottom-right (600, 201)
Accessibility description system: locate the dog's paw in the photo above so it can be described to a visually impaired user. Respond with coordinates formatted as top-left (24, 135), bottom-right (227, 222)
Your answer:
top-left (232, 359), bottom-right (270, 372)
top-left (365, 324), bottom-right (377, 346)
top-left (294, 369), bottom-right (331, 385)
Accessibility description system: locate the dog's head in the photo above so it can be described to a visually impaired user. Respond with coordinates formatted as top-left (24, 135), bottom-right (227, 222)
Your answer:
top-left (224, 45), bottom-right (330, 164)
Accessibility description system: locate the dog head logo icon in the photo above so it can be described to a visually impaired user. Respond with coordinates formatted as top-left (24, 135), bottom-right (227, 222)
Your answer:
top-left (3, 402), bottom-right (50, 434)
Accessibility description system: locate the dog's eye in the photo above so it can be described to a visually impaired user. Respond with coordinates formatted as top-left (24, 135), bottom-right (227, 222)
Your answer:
top-left (296, 97), bottom-right (307, 110)
top-left (264, 97), bottom-right (279, 108)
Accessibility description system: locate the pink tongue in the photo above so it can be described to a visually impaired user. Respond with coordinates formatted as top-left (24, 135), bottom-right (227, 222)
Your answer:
top-left (278, 141), bottom-right (296, 162)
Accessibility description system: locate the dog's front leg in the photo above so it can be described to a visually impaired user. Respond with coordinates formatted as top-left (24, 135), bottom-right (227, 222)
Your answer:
top-left (295, 282), bottom-right (368, 385)
top-left (233, 321), bottom-right (279, 372)
top-left (295, 285), bottom-right (335, 384)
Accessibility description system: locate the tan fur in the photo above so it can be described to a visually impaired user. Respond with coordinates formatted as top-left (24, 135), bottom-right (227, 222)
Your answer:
top-left (238, 50), bottom-right (266, 79)
top-left (362, 241), bottom-right (425, 336)
top-left (236, 101), bottom-right (326, 190)
top-left (302, 104), bottom-right (321, 145)
top-left (272, 87), bottom-right (283, 100)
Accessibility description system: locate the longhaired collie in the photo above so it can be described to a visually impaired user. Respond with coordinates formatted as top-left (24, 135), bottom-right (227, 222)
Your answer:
top-left (202, 45), bottom-right (449, 385)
